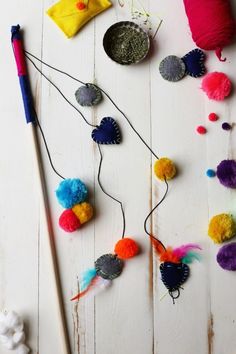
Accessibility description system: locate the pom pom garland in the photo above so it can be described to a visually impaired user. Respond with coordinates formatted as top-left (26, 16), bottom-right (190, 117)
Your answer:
top-left (75, 84), bottom-right (102, 107)
top-left (72, 202), bottom-right (93, 224)
top-left (59, 209), bottom-right (81, 232)
top-left (114, 238), bottom-right (139, 259)
top-left (72, 237), bottom-right (140, 300)
top-left (216, 160), bottom-right (236, 188)
top-left (201, 72), bottom-right (232, 101)
top-left (152, 243), bottom-right (201, 302)
top-left (183, 0), bottom-right (235, 61)
top-left (159, 244), bottom-right (201, 264)
top-left (217, 243), bottom-right (236, 270)
top-left (208, 213), bottom-right (236, 243)
top-left (56, 179), bottom-right (93, 232)
top-left (154, 158), bottom-right (176, 181)
top-left (56, 178), bottom-right (88, 209)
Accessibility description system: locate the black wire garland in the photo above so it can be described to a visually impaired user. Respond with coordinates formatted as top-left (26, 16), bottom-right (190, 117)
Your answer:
top-left (25, 51), bottom-right (169, 247)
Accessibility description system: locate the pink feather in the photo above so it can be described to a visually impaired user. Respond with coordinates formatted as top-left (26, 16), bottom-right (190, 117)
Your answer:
top-left (173, 244), bottom-right (201, 260)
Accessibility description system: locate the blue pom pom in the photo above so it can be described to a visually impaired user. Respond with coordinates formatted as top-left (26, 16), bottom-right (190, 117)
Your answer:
top-left (56, 179), bottom-right (88, 209)
top-left (206, 169), bottom-right (216, 178)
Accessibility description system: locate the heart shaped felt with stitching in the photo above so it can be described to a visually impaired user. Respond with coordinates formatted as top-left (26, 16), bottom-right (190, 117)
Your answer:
top-left (160, 261), bottom-right (190, 292)
top-left (92, 117), bottom-right (121, 145)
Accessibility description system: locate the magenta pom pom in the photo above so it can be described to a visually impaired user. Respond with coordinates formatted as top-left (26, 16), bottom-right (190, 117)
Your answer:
top-left (59, 209), bottom-right (81, 232)
top-left (202, 72), bottom-right (232, 101)
top-left (217, 243), bottom-right (236, 270)
top-left (216, 160), bottom-right (236, 188)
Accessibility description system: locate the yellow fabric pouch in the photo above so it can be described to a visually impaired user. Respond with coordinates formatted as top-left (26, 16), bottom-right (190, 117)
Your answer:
top-left (47, 0), bottom-right (112, 38)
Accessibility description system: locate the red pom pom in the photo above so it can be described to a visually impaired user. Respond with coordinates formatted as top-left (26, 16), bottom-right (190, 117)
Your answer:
top-left (114, 238), bottom-right (139, 259)
top-left (76, 1), bottom-right (86, 10)
top-left (59, 209), bottom-right (81, 232)
top-left (196, 125), bottom-right (207, 135)
top-left (202, 72), bottom-right (232, 101)
top-left (208, 113), bottom-right (219, 122)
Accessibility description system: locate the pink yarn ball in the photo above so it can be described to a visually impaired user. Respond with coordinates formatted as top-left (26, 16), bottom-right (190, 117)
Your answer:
top-left (202, 72), bottom-right (232, 101)
top-left (59, 209), bottom-right (81, 232)
top-left (183, 0), bottom-right (235, 61)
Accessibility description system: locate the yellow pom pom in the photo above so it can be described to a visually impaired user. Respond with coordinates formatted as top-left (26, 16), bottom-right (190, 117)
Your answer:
top-left (208, 213), bottom-right (236, 243)
top-left (154, 158), bottom-right (176, 181)
top-left (72, 202), bottom-right (93, 224)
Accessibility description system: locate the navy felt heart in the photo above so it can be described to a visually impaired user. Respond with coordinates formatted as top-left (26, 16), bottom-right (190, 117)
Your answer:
top-left (160, 262), bottom-right (190, 292)
top-left (92, 117), bottom-right (121, 145)
top-left (182, 49), bottom-right (206, 78)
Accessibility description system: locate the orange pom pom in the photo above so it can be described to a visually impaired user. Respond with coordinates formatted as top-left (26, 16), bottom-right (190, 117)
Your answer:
top-left (114, 238), bottom-right (139, 259)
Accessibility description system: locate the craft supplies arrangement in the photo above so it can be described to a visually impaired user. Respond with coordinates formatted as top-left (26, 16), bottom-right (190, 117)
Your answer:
top-left (8, 0), bottom-right (236, 351)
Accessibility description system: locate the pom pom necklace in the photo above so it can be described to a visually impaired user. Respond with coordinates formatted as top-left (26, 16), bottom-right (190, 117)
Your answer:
top-left (24, 50), bottom-right (201, 303)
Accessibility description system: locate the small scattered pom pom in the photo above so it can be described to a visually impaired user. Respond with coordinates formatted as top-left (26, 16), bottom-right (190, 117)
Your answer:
top-left (202, 72), bottom-right (232, 101)
top-left (72, 202), bottom-right (93, 224)
top-left (206, 169), bottom-right (216, 178)
top-left (114, 238), bottom-right (139, 259)
top-left (154, 158), bottom-right (176, 181)
top-left (56, 178), bottom-right (88, 209)
top-left (222, 122), bottom-right (232, 130)
top-left (216, 159), bottom-right (236, 188)
top-left (208, 113), bottom-right (218, 122)
top-left (196, 125), bottom-right (207, 135)
top-left (208, 213), bottom-right (236, 243)
top-left (217, 242), bottom-right (236, 271)
top-left (59, 209), bottom-right (81, 232)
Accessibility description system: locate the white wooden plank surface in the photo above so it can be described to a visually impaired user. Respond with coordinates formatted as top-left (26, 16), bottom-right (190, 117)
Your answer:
top-left (1, 0), bottom-right (236, 353)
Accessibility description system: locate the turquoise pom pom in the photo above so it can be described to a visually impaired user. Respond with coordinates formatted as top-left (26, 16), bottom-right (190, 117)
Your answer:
top-left (56, 178), bottom-right (88, 209)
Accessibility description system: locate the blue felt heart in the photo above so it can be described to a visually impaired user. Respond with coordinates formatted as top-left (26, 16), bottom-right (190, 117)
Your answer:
top-left (182, 48), bottom-right (206, 78)
top-left (92, 117), bottom-right (121, 145)
top-left (160, 262), bottom-right (190, 295)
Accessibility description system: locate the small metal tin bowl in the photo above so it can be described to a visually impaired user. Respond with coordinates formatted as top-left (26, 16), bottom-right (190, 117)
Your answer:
top-left (103, 21), bottom-right (150, 65)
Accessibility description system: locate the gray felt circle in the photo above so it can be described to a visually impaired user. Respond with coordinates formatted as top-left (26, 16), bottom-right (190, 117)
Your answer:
top-left (95, 254), bottom-right (123, 280)
top-left (75, 84), bottom-right (102, 107)
top-left (159, 55), bottom-right (186, 82)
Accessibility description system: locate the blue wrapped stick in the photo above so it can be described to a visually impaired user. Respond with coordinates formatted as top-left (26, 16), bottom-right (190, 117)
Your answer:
top-left (11, 25), bottom-right (71, 354)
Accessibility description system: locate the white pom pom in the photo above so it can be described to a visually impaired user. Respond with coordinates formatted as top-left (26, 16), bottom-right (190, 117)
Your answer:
top-left (0, 322), bottom-right (9, 335)
top-left (6, 311), bottom-right (23, 332)
top-left (0, 334), bottom-right (16, 349)
top-left (16, 344), bottom-right (30, 354)
top-left (13, 331), bottom-right (25, 345)
top-left (0, 312), bottom-right (9, 335)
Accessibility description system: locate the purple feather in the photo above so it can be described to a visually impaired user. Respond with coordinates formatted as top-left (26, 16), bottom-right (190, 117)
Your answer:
top-left (216, 160), bottom-right (236, 188)
top-left (173, 244), bottom-right (201, 260)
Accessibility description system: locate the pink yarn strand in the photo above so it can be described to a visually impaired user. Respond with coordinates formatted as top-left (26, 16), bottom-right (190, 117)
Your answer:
top-left (215, 48), bottom-right (226, 62)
